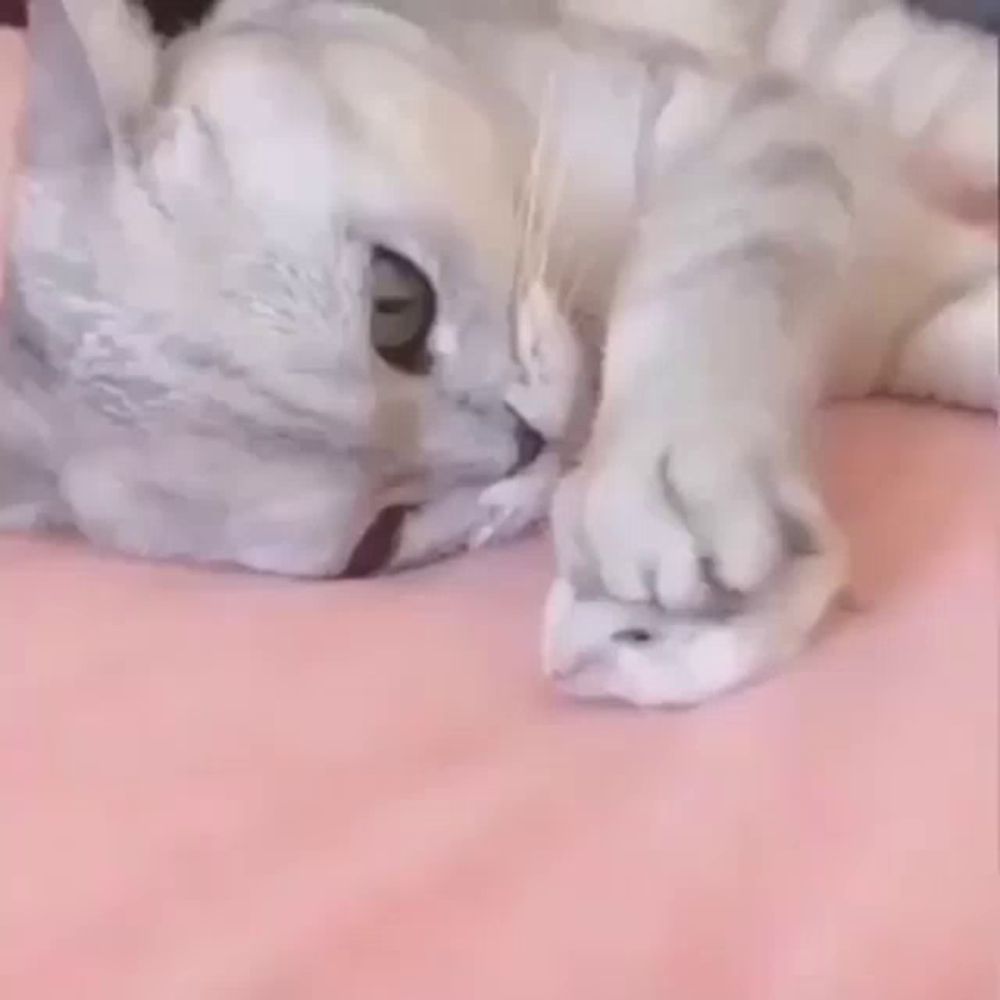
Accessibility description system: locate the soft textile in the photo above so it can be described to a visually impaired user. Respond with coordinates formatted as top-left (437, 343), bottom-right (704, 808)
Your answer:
top-left (1, 29), bottom-right (997, 1000)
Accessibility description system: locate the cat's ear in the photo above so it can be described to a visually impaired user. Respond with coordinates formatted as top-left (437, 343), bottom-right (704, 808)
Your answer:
top-left (24, 0), bottom-right (115, 170)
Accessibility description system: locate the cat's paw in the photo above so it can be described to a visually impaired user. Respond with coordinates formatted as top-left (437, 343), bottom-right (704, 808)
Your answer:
top-left (543, 534), bottom-right (845, 708)
top-left (545, 426), bottom-right (845, 705)
top-left (552, 429), bottom-right (825, 615)
top-left (469, 452), bottom-right (563, 550)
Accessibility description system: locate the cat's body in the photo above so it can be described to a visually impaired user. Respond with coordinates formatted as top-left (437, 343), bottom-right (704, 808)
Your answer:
top-left (445, 15), bottom-right (996, 399)
top-left (2, 0), bottom-right (996, 705)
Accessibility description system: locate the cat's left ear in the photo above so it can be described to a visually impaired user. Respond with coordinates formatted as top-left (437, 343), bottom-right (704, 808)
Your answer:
top-left (24, 0), bottom-right (113, 169)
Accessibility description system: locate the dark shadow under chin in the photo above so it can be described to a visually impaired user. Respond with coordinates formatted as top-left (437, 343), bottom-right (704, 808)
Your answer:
top-left (340, 504), bottom-right (414, 579)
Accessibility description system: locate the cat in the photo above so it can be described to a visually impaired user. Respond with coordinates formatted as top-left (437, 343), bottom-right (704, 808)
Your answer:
top-left (1, 0), bottom-right (996, 706)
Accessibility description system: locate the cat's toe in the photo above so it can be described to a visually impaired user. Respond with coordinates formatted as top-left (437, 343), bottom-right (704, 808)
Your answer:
top-left (543, 530), bottom-right (845, 709)
top-left (552, 435), bottom-right (833, 620)
top-left (543, 579), bottom-right (755, 708)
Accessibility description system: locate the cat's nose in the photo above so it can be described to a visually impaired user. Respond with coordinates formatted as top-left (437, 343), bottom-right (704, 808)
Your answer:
top-left (510, 410), bottom-right (546, 474)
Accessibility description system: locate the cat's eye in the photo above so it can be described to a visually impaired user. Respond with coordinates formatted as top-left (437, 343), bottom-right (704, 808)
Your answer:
top-left (370, 246), bottom-right (437, 375)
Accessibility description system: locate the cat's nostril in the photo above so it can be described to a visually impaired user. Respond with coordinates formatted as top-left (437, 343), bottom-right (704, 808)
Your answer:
top-left (511, 412), bottom-right (546, 474)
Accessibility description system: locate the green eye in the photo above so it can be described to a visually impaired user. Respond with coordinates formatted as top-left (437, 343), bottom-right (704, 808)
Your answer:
top-left (370, 246), bottom-right (436, 375)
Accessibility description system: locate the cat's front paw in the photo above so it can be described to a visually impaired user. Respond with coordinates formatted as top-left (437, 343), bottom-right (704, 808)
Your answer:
top-left (552, 429), bottom-right (824, 614)
top-left (543, 537), bottom-right (845, 709)
top-left (546, 430), bottom-right (845, 706)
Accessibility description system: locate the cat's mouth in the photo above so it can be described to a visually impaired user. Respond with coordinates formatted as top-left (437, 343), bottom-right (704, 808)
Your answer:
top-left (341, 505), bottom-right (414, 579)
top-left (509, 410), bottom-right (547, 476)
top-left (340, 414), bottom-right (547, 579)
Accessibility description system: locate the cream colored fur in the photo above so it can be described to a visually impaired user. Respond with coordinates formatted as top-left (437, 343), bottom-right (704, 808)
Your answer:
top-left (6, 0), bottom-right (997, 708)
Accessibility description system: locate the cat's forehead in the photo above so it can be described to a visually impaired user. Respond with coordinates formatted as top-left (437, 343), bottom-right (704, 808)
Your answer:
top-left (164, 20), bottom-right (523, 281)
top-left (163, 30), bottom-right (346, 227)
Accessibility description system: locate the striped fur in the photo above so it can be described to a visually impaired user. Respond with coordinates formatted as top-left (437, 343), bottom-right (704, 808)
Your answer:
top-left (562, 0), bottom-right (998, 197)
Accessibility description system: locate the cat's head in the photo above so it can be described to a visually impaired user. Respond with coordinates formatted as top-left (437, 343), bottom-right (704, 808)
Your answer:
top-left (6, 0), bottom-right (583, 575)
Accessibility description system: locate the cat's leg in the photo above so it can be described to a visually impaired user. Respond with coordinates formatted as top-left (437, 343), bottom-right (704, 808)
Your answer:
top-left (840, 267), bottom-right (1000, 410)
top-left (827, 183), bottom-right (998, 409)
top-left (545, 76), bottom-right (858, 707)
top-left (880, 207), bottom-right (998, 410)
top-left (881, 269), bottom-right (997, 409)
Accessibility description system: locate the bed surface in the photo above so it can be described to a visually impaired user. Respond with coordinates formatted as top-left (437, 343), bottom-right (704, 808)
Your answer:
top-left (3, 404), bottom-right (997, 1000)
top-left (1, 28), bottom-right (997, 1000)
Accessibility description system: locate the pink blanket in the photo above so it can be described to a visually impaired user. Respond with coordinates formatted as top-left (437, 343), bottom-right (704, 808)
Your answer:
top-left (1, 30), bottom-right (997, 1000)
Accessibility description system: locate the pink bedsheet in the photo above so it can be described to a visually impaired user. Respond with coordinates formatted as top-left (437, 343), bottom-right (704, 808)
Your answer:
top-left (1, 29), bottom-right (997, 1000)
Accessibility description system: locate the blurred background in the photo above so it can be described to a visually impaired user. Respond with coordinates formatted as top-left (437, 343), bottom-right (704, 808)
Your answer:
top-left (134, 0), bottom-right (1000, 39)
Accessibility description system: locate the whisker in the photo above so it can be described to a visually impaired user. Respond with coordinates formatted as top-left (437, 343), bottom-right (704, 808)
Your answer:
top-left (535, 130), bottom-right (568, 295)
top-left (513, 68), bottom-right (593, 336)
top-left (510, 156), bottom-right (534, 312)
top-left (518, 71), bottom-right (557, 302)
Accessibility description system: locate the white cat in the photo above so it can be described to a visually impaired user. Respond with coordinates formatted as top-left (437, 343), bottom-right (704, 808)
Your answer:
top-left (2, 0), bottom-right (996, 706)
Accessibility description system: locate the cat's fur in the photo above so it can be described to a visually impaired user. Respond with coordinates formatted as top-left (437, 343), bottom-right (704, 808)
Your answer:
top-left (2, 0), bottom-right (996, 705)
